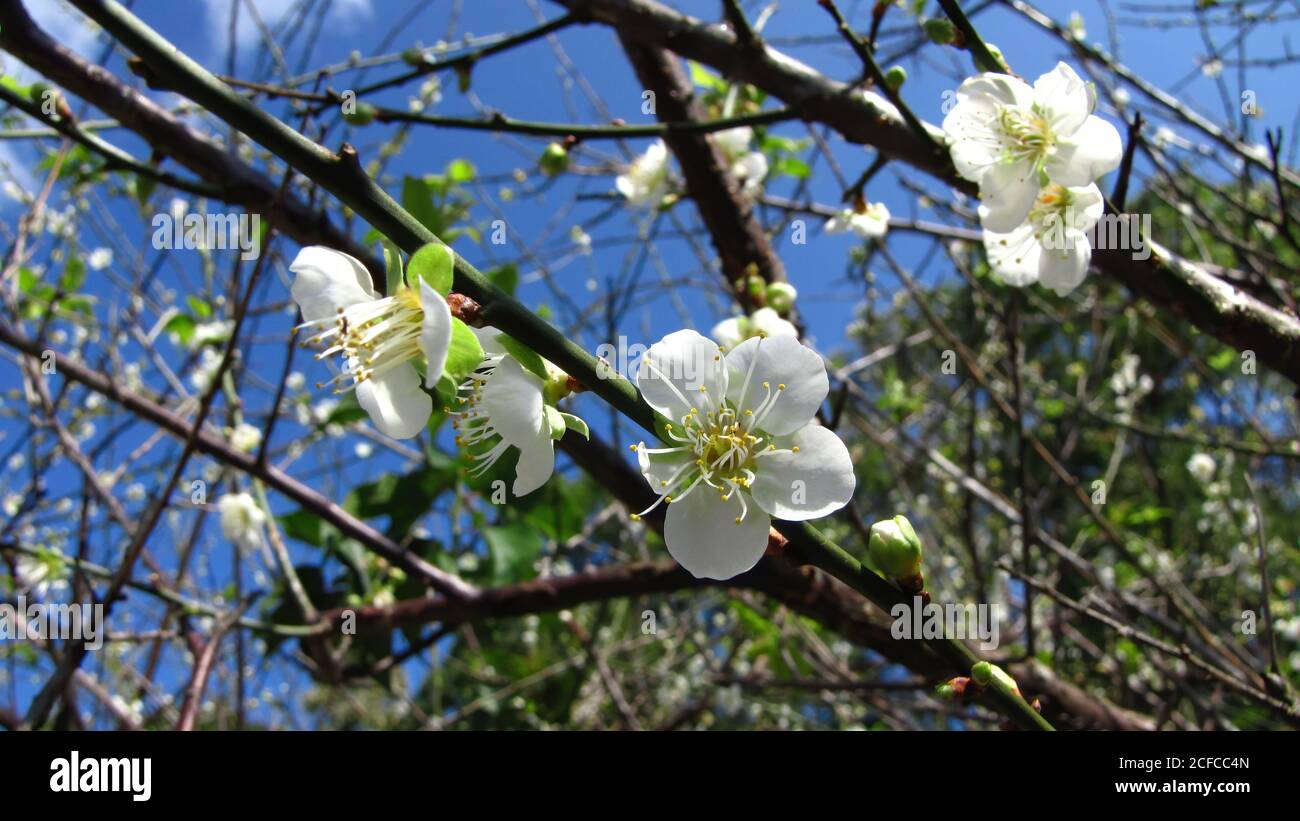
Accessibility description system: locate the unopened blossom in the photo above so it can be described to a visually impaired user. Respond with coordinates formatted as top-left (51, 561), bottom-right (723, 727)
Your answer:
top-left (824, 202), bottom-right (891, 239)
top-left (218, 492), bottom-right (265, 552)
top-left (943, 62), bottom-right (1122, 231)
top-left (1186, 453), bottom-right (1216, 484)
top-left (982, 182), bottom-right (1103, 295)
top-left (291, 246), bottom-right (452, 440)
top-left (632, 331), bottom-right (855, 580)
top-left (616, 139), bottom-right (672, 208)
top-left (713, 127), bottom-right (769, 201)
top-left (711, 307), bottom-right (797, 350)
top-left (448, 327), bottom-right (575, 497)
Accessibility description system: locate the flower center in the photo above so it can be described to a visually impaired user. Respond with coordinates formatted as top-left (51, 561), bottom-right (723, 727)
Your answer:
top-left (997, 105), bottom-right (1053, 164)
top-left (300, 287), bottom-right (424, 392)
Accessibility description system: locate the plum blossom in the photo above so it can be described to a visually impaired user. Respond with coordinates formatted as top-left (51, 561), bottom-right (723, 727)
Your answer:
top-left (824, 202), bottom-right (891, 240)
top-left (1186, 453), bottom-right (1216, 484)
top-left (218, 492), bottom-right (265, 552)
top-left (943, 62), bottom-right (1122, 231)
top-left (616, 140), bottom-right (672, 208)
top-left (712, 127), bottom-right (769, 201)
top-left (982, 182), bottom-right (1103, 295)
top-left (632, 331), bottom-right (855, 580)
top-left (448, 327), bottom-right (577, 497)
top-left (711, 307), bottom-right (797, 350)
top-left (290, 246), bottom-right (452, 439)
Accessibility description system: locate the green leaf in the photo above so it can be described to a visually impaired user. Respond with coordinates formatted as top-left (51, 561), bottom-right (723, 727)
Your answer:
top-left (408, 242), bottom-right (455, 295)
top-left (488, 263), bottom-right (519, 296)
top-left (688, 61), bottom-right (727, 92)
top-left (495, 334), bottom-right (550, 382)
top-left (558, 412), bottom-right (588, 439)
top-left (60, 256), bottom-right (86, 291)
top-left (1207, 348), bottom-right (1235, 371)
top-left (186, 295), bottom-right (212, 319)
top-left (544, 405), bottom-right (566, 440)
top-left (163, 313), bottom-right (196, 346)
top-left (443, 318), bottom-right (484, 384)
top-left (484, 522), bottom-right (543, 584)
top-left (401, 175), bottom-right (443, 235)
top-left (772, 156), bottom-right (811, 179)
top-left (380, 237), bottom-right (405, 295)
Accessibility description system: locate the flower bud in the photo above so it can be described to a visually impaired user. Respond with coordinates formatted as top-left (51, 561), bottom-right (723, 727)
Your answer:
top-left (539, 142), bottom-right (569, 176)
top-left (883, 65), bottom-right (907, 91)
top-left (868, 514), bottom-right (923, 580)
top-left (402, 48), bottom-right (428, 67)
top-left (923, 18), bottom-right (956, 45)
top-left (764, 282), bottom-right (797, 314)
top-left (342, 102), bottom-right (377, 126)
top-left (971, 661), bottom-right (1021, 697)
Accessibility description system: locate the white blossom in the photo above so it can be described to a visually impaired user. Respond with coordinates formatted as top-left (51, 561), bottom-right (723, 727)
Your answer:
top-left (632, 331), bottom-right (855, 580)
top-left (616, 140), bottom-right (671, 208)
top-left (218, 492), bottom-right (265, 552)
top-left (824, 202), bottom-right (891, 239)
top-left (982, 182), bottom-right (1104, 295)
top-left (290, 246), bottom-right (453, 440)
top-left (943, 62), bottom-right (1122, 231)
top-left (711, 307), bottom-right (798, 350)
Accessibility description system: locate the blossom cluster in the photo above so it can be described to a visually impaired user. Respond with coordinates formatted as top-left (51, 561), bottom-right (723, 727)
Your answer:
top-left (943, 62), bottom-right (1124, 295)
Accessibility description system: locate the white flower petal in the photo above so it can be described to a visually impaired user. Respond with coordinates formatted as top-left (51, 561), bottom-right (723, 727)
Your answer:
top-left (748, 307), bottom-right (798, 339)
top-left (750, 424), bottom-right (855, 520)
top-left (513, 436), bottom-right (555, 497)
top-left (664, 488), bottom-right (771, 580)
top-left (288, 246), bottom-right (376, 322)
top-left (470, 325), bottom-right (508, 357)
top-left (1035, 62), bottom-right (1091, 136)
top-left (418, 282), bottom-right (453, 388)
top-left (724, 334), bottom-right (827, 436)
top-left (983, 222), bottom-right (1042, 287)
top-left (355, 364), bottom-right (431, 439)
top-left (636, 329), bottom-right (728, 422)
top-left (711, 316), bottom-right (746, 349)
top-left (977, 160), bottom-right (1040, 232)
top-left (638, 446), bottom-right (694, 490)
top-left (1038, 231), bottom-right (1093, 296)
top-left (1048, 115), bottom-right (1124, 186)
top-left (479, 356), bottom-right (546, 448)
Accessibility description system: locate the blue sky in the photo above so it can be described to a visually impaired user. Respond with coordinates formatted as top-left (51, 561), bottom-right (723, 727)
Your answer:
top-left (1, 0), bottom-right (1295, 724)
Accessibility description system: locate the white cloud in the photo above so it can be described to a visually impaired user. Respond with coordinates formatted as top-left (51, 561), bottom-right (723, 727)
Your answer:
top-left (201, 0), bottom-right (373, 55)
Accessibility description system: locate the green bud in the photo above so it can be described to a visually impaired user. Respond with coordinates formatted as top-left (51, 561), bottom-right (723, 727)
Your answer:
top-left (883, 65), bottom-right (907, 91)
top-left (342, 101), bottom-right (377, 126)
top-left (539, 142), bottom-right (569, 176)
top-left (935, 682), bottom-right (956, 700)
top-left (868, 514), bottom-right (923, 580)
top-left (984, 42), bottom-right (1009, 73)
top-left (401, 47), bottom-right (428, 67)
top-left (971, 661), bottom-right (1021, 696)
top-left (764, 282), bottom-right (797, 314)
top-left (923, 18), bottom-right (956, 45)
top-left (744, 270), bottom-right (766, 302)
